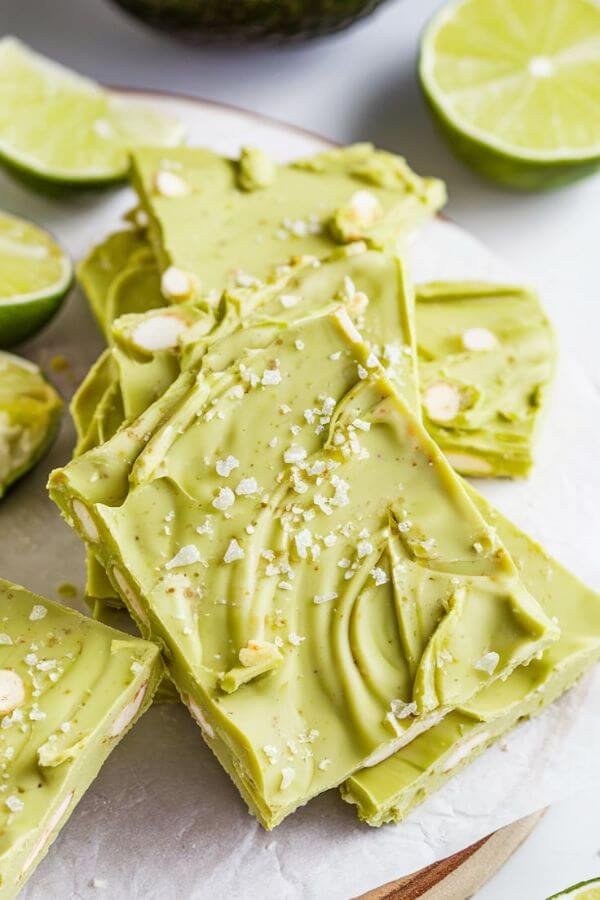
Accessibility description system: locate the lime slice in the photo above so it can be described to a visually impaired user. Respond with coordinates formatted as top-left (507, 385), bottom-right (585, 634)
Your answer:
top-left (0, 211), bottom-right (73, 348)
top-left (420, 0), bottom-right (600, 190)
top-left (548, 877), bottom-right (600, 899)
top-left (0, 351), bottom-right (62, 498)
top-left (0, 38), bottom-right (185, 188)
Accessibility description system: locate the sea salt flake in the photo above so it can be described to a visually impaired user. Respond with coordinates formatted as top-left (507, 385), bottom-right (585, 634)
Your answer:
top-left (371, 566), bottom-right (388, 586)
top-left (223, 539), bottom-right (245, 564)
top-left (215, 455), bottom-right (239, 477)
top-left (165, 545), bottom-right (202, 570)
top-left (236, 477), bottom-right (259, 496)
top-left (212, 487), bottom-right (235, 511)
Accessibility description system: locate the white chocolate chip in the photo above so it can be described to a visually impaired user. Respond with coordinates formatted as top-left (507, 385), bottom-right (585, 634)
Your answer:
top-left (445, 452), bottom-right (493, 476)
top-left (132, 313), bottom-right (188, 350)
top-left (423, 382), bottom-right (461, 423)
top-left (72, 499), bottom-right (99, 542)
top-left (112, 568), bottom-right (149, 628)
top-left (160, 266), bottom-right (197, 302)
top-left (20, 790), bottom-right (74, 876)
top-left (187, 696), bottom-right (214, 739)
top-left (462, 327), bottom-right (498, 352)
top-left (107, 683), bottom-right (147, 738)
top-left (154, 169), bottom-right (188, 197)
top-left (0, 670), bottom-right (25, 715)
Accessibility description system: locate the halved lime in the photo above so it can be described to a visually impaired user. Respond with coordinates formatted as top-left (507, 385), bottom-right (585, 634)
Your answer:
top-left (420, 0), bottom-right (600, 190)
top-left (0, 38), bottom-right (185, 188)
top-left (0, 211), bottom-right (73, 348)
top-left (0, 351), bottom-right (63, 498)
top-left (548, 876), bottom-right (600, 899)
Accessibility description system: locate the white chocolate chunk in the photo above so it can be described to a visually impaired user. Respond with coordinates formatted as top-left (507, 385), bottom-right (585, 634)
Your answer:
top-left (20, 790), bottom-right (74, 876)
top-left (72, 499), bottom-right (99, 542)
top-left (112, 568), bottom-right (149, 628)
top-left (0, 670), bottom-right (25, 714)
top-left (132, 312), bottom-right (188, 350)
top-left (462, 327), bottom-right (498, 352)
top-left (108, 683), bottom-right (147, 738)
top-left (445, 452), bottom-right (493, 476)
top-left (154, 169), bottom-right (188, 197)
top-left (423, 382), bottom-right (461, 423)
top-left (441, 730), bottom-right (491, 774)
top-left (160, 266), bottom-right (197, 302)
top-left (239, 640), bottom-right (281, 668)
top-left (475, 651), bottom-right (500, 675)
top-left (348, 190), bottom-right (383, 227)
top-left (187, 695), bottom-right (214, 739)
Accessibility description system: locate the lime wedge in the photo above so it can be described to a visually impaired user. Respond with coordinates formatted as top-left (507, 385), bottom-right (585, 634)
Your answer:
top-left (420, 0), bottom-right (600, 189)
top-left (0, 352), bottom-right (62, 498)
top-left (548, 877), bottom-right (600, 899)
top-left (0, 211), bottom-right (73, 348)
top-left (0, 38), bottom-right (185, 188)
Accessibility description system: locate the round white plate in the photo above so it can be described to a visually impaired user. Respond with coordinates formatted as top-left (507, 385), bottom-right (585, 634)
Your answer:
top-left (1, 91), bottom-right (598, 900)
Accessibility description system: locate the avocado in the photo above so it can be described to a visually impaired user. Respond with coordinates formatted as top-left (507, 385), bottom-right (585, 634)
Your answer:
top-left (109, 0), bottom-right (391, 41)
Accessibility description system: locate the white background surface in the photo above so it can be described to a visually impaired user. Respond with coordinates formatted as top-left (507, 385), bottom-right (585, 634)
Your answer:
top-left (2, 0), bottom-right (600, 897)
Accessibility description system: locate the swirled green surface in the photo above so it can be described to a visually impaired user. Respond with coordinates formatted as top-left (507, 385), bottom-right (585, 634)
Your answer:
top-left (49, 269), bottom-right (557, 827)
top-left (0, 578), bottom-right (162, 897)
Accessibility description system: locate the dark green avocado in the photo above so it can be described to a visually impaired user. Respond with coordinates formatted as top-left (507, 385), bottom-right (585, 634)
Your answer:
top-left (110, 0), bottom-right (392, 40)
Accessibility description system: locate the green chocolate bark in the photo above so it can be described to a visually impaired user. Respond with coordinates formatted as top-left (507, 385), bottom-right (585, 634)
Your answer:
top-left (0, 578), bottom-right (162, 896)
top-left (49, 299), bottom-right (558, 828)
top-left (0, 353), bottom-right (62, 499)
top-left (416, 282), bottom-right (555, 478)
top-left (73, 247), bottom-right (417, 608)
top-left (342, 488), bottom-right (600, 825)
top-left (131, 143), bottom-right (446, 297)
top-left (77, 227), bottom-right (164, 342)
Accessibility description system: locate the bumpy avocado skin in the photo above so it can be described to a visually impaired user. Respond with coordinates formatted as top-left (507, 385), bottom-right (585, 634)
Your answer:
top-left (110, 0), bottom-right (391, 40)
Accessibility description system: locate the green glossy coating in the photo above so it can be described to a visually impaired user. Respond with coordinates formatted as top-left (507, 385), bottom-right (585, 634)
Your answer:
top-left (0, 353), bottom-right (62, 499)
top-left (49, 259), bottom-right (557, 828)
top-left (77, 227), bottom-right (163, 341)
top-left (0, 578), bottom-right (162, 897)
top-left (130, 143), bottom-right (446, 296)
top-left (416, 282), bottom-right (555, 477)
top-left (342, 488), bottom-right (600, 825)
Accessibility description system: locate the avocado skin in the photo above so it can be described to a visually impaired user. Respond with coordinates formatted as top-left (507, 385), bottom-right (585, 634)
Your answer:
top-left (110, 0), bottom-right (391, 40)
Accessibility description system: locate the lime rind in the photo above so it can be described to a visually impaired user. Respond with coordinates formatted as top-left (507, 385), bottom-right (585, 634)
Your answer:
top-left (419, 0), bottom-right (600, 189)
top-left (547, 876), bottom-right (600, 899)
top-left (0, 37), bottom-right (185, 188)
top-left (0, 351), bottom-right (63, 498)
top-left (0, 211), bottom-right (74, 348)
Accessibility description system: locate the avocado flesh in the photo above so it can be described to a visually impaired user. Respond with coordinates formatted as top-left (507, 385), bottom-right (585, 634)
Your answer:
top-left (49, 251), bottom-right (557, 829)
top-left (0, 578), bottom-right (162, 896)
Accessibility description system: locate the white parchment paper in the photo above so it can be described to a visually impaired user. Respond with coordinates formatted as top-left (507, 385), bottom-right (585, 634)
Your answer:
top-left (0, 94), bottom-right (598, 899)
